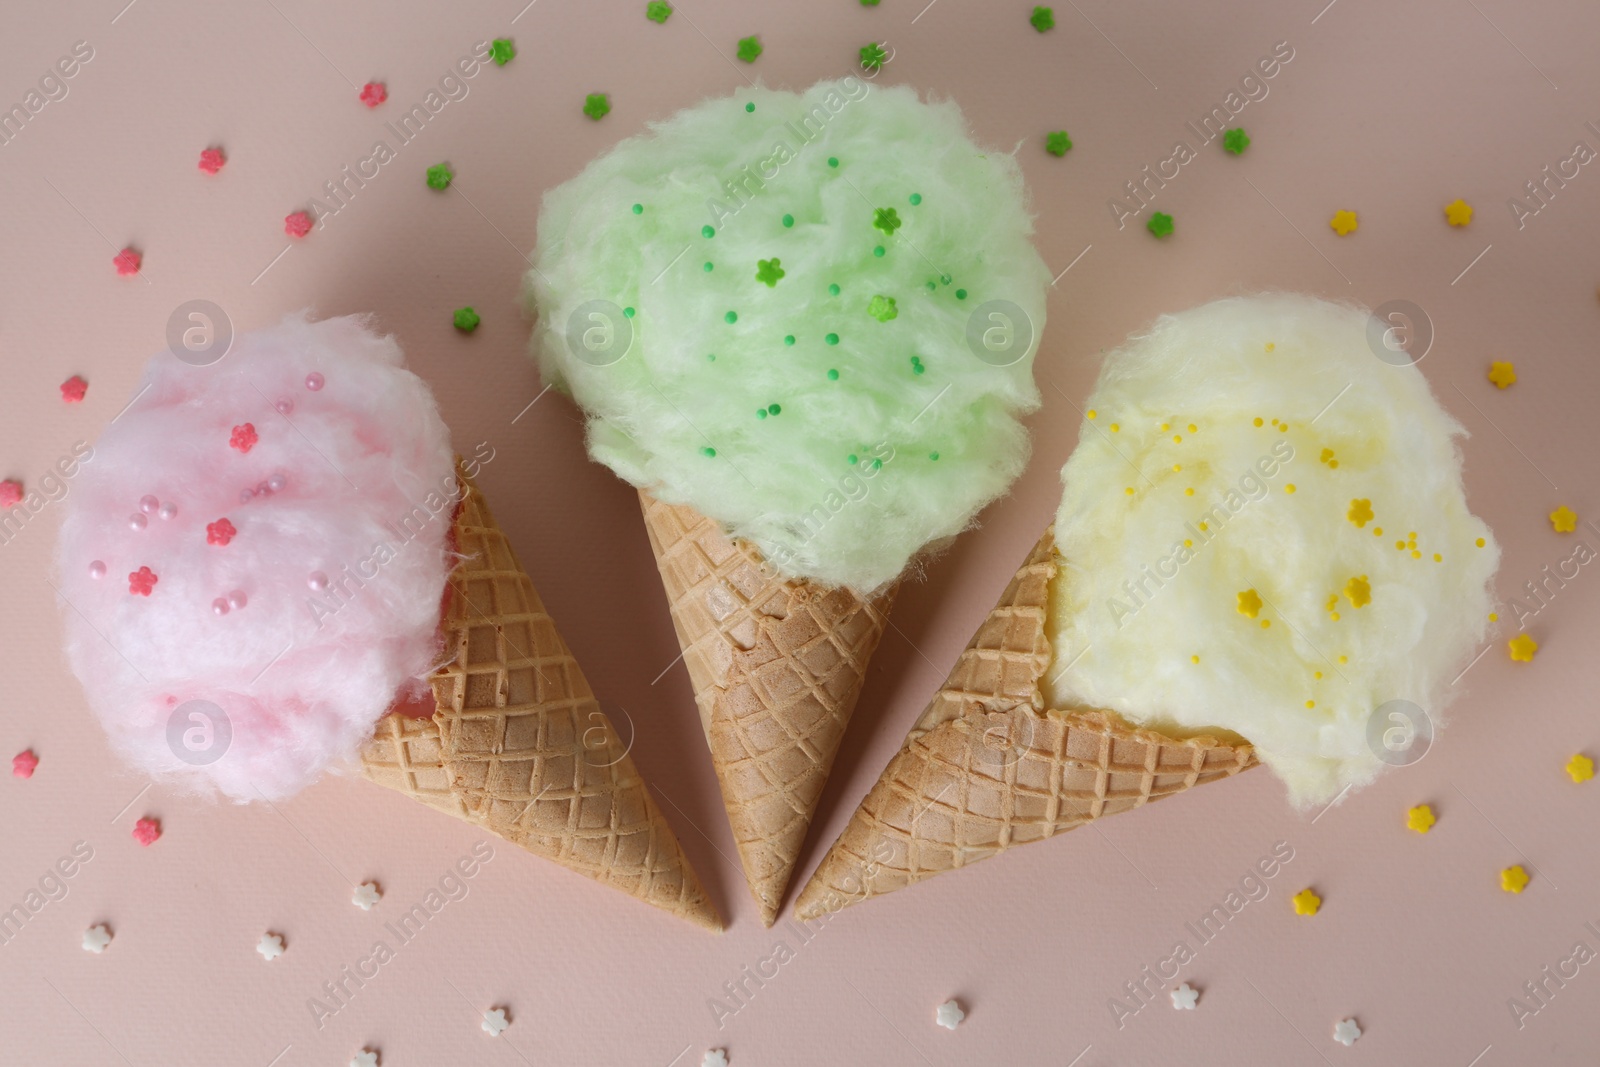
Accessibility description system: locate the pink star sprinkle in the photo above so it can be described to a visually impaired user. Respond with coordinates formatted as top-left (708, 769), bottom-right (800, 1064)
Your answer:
top-left (284, 211), bottom-right (313, 238)
top-left (113, 248), bottom-right (142, 276)
top-left (230, 423), bottom-right (258, 453)
top-left (359, 82), bottom-right (387, 108)
top-left (0, 480), bottom-right (21, 508)
top-left (12, 750), bottom-right (38, 778)
top-left (129, 566), bottom-right (158, 596)
top-left (60, 376), bottom-right (88, 403)
top-left (132, 817), bottom-right (161, 846)
top-left (198, 147), bottom-right (226, 175)
top-left (206, 518), bottom-right (237, 546)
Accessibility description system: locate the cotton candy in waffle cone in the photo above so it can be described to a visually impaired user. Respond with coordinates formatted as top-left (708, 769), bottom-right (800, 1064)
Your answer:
top-left (793, 527), bottom-right (1256, 921)
top-left (638, 490), bottom-right (897, 926)
top-left (360, 465), bottom-right (721, 932)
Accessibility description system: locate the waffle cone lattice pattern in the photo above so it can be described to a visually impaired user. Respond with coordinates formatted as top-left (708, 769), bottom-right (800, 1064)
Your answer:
top-left (639, 491), bottom-right (896, 926)
top-left (794, 528), bottom-right (1255, 920)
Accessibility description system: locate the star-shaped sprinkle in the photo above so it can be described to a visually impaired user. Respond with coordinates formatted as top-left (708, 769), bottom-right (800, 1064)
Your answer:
top-left (60, 375), bottom-right (88, 403)
top-left (1550, 506), bottom-right (1577, 532)
top-left (1147, 211), bottom-right (1174, 238)
top-left (206, 518), bottom-right (236, 546)
top-left (755, 258), bottom-right (785, 287)
top-left (859, 42), bottom-right (888, 70)
top-left (1406, 804), bottom-right (1436, 833)
top-left (257, 932), bottom-right (285, 961)
top-left (1170, 983), bottom-right (1199, 1010)
top-left (453, 307), bottom-right (481, 332)
top-left (0, 480), bottom-right (21, 508)
top-left (1292, 888), bottom-right (1321, 916)
top-left (128, 567), bottom-right (158, 597)
top-left (426, 163), bottom-right (453, 190)
top-left (1488, 360), bottom-right (1516, 388)
top-left (935, 999), bottom-right (965, 1029)
top-left (873, 207), bottom-right (901, 235)
top-left (489, 38), bottom-right (515, 66)
top-left (1222, 127), bottom-right (1250, 154)
top-left (114, 248), bottom-right (142, 276)
top-left (1329, 210), bottom-right (1358, 235)
top-left (352, 882), bottom-right (382, 910)
top-left (82, 925), bottom-right (112, 953)
top-left (482, 1007), bottom-right (509, 1036)
top-left (198, 147), bottom-right (226, 175)
top-left (132, 816), bottom-right (161, 846)
top-left (868, 295), bottom-right (898, 322)
top-left (349, 1050), bottom-right (378, 1067)
top-left (1030, 5), bottom-right (1055, 31)
top-left (1508, 633), bottom-right (1538, 662)
top-left (13, 749), bottom-right (38, 778)
top-left (646, 1), bottom-right (672, 22)
top-left (1501, 865), bottom-right (1530, 893)
top-left (1236, 589), bottom-right (1262, 619)
top-left (702, 1051), bottom-right (727, 1067)
top-left (1045, 130), bottom-right (1072, 156)
top-left (1346, 499), bottom-right (1373, 527)
top-left (583, 93), bottom-right (611, 120)
top-left (230, 423), bottom-right (258, 453)
top-left (359, 82), bottom-right (387, 108)
top-left (1333, 1018), bottom-right (1361, 1046)
top-left (285, 211), bottom-right (313, 238)
top-left (1445, 199), bottom-right (1473, 226)
top-left (1343, 575), bottom-right (1371, 609)
top-left (1566, 754), bottom-right (1594, 783)
top-left (736, 35), bottom-right (763, 62)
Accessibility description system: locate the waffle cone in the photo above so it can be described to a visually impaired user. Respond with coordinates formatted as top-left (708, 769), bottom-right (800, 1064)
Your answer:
top-left (794, 527), bottom-right (1256, 921)
top-left (360, 464), bottom-right (721, 932)
top-left (638, 491), bottom-right (897, 926)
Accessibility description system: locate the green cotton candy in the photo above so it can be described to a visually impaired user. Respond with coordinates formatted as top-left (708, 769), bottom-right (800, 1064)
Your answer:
top-left (525, 78), bottom-right (1049, 593)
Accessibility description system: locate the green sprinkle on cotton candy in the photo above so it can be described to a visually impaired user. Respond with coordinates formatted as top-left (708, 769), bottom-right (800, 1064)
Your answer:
top-left (525, 78), bottom-right (1049, 593)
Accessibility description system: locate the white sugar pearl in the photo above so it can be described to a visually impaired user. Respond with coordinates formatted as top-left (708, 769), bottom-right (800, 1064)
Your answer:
top-left (212, 598), bottom-right (230, 616)
top-left (307, 571), bottom-right (329, 591)
top-left (129, 513), bottom-right (147, 530)
top-left (227, 590), bottom-right (248, 610)
top-left (88, 560), bottom-right (106, 579)
top-left (158, 502), bottom-right (178, 520)
top-left (139, 495), bottom-right (159, 514)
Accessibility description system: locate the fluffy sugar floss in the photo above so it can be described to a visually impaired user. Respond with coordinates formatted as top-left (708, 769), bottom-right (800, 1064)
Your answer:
top-left (56, 313), bottom-right (457, 801)
top-left (526, 77), bottom-right (1048, 593)
top-left (1046, 295), bottom-right (1499, 806)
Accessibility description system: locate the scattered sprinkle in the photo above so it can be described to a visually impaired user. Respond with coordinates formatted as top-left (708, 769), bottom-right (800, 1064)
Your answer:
top-left (736, 35), bottom-right (763, 62)
top-left (1406, 804), bottom-right (1436, 833)
top-left (646, 0), bottom-right (672, 22)
top-left (1030, 5), bottom-right (1055, 31)
top-left (828, 156), bottom-right (839, 168)
top-left (352, 882), bottom-right (382, 910)
top-left (827, 369), bottom-right (839, 380)
top-left (285, 211), bottom-right (313, 238)
top-left (702, 225), bottom-right (715, 238)
top-left (359, 82), bottom-right (387, 108)
top-left (632, 203), bottom-right (644, 215)
top-left (1045, 130), bottom-right (1072, 156)
top-left (0, 480), bottom-right (22, 508)
top-left (449, 307), bottom-right (482, 333)
top-left (113, 248), bottom-right (142, 276)
top-left (257, 932), bottom-right (286, 960)
top-left (1222, 127), bottom-right (1250, 154)
top-left (1564, 753), bottom-right (1594, 783)
top-left (785, 335), bottom-right (795, 346)
top-left (703, 261), bottom-right (713, 271)
top-left (1347, 499), bottom-right (1373, 527)
top-left (230, 423), bottom-right (259, 453)
top-left (1550, 505), bottom-right (1577, 533)
top-left (724, 311), bottom-right (738, 324)
top-left (198, 147), bottom-right (226, 174)
top-left (425, 163), bottom-right (453, 190)
top-left (1501, 865), bottom-right (1530, 894)
top-left (1508, 633), bottom-right (1538, 662)
top-left (489, 38), bottom-right (515, 66)
top-left (745, 102), bottom-right (755, 113)
top-left (60, 375), bottom-right (88, 403)
top-left (1488, 360), bottom-right (1516, 389)
top-left (1284, 483), bottom-right (1295, 494)
top-left (828, 282), bottom-right (840, 295)
top-left (82, 924), bottom-right (113, 954)
top-left (1329, 209), bottom-right (1358, 236)
top-left (701, 446), bottom-right (716, 457)
top-left (12, 750), bottom-right (38, 778)
top-left (1445, 199), bottom-right (1473, 226)
top-left (1170, 983), bottom-right (1199, 1010)
top-left (1147, 211), bottom-right (1174, 238)
top-left (859, 42), bottom-right (888, 70)
top-left (583, 93), bottom-right (611, 120)
top-left (700, 1050), bottom-right (726, 1067)
top-left (826, 332), bottom-right (840, 345)
top-left (1343, 575), bottom-right (1371, 609)
top-left (868, 294), bottom-right (898, 322)
top-left (1332, 1019), bottom-right (1362, 1047)
top-left (935, 999), bottom-right (966, 1030)
top-left (132, 816), bottom-right (161, 846)
top-left (206, 518), bottom-right (236, 546)
top-left (928, 451), bottom-right (939, 460)
top-left (1236, 589), bottom-right (1262, 619)
top-left (909, 192), bottom-right (922, 205)
top-left (1291, 888), bottom-right (1322, 916)
top-left (872, 245), bottom-right (886, 257)
top-left (128, 566), bottom-right (158, 596)
top-left (782, 213), bottom-right (794, 227)
top-left (873, 207), bottom-right (901, 235)
top-left (482, 1008), bottom-right (510, 1037)
top-left (755, 258), bottom-right (785, 287)
top-left (349, 1050), bottom-right (379, 1067)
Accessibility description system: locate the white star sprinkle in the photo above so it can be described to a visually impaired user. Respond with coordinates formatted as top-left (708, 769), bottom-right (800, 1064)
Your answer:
top-left (701, 1050), bottom-right (728, 1067)
top-left (256, 932), bottom-right (285, 961)
top-left (935, 1000), bottom-right (965, 1030)
top-left (1333, 1018), bottom-right (1362, 1046)
top-left (348, 1050), bottom-right (379, 1067)
top-left (481, 1007), bottom-right (509, 1036)
top-left (352, 882), bottom-right (381, 910)
top-left (81, 925), bottom-right (112, 954)
top-left (1170, 983), bottom-right (1199, 1010)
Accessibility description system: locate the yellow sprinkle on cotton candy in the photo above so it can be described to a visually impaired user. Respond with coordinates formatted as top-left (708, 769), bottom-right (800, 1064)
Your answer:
top-left (1406, 804), bottom-right (1436, 833)
top-left (1347, 499), bottom-right (1373, 527)
top-left (1344, 575), bottom-right (1371, 608)
top-left (1237, 589), bottom-right (1263, 618)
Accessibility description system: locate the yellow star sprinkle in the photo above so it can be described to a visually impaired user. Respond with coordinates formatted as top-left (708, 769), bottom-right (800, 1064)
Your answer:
top-left (1237, 589), bottom-right (1262, 619)
top-left (1444, 199), bottom-right (1473, 226)
top-left (1567, 754), bottom-right (1595, 783)
top-left (1406, 804), bottom-right (1436, 833)
top-left (1329, 210), bottom-right (1359, 236)
top-left (1550, 506), bottom-right (1577, 533)
top-left (1347, 499), bottom-right (1373, 527)
top-left (1501, 865), bottom-right (1530, 894)
top-left (1291, 888), bottom-right (1322, 916)
top-left (1343, 575), bottom-right (1371, 609)
top-left (1488, 361), bottom-right (1516, 389)
top-left (1508, 633), bottom-right (1538, 662)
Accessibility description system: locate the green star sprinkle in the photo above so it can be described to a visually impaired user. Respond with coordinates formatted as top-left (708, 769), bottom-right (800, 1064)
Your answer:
top-left (1147, 211), bottom-right (1174, 238)
top-left (873, 207), bottom-right (901, 235)
top-left (452, 307), bottom-right (480, 332)
top-left (646, 1), bottom-right (672, 23)
top-left (425, 163), bottom-right (453, 190)
top-left (489, 38), bottom-right (515, 65)
top-left (868, 295), bottom-right (898, 322)
top-left (583, 93), bottom-right (611, 120)
top-left (859, 43), bottom-right (888, 70)
top-left (1045, 131), bottom-right (1072, 156)
top-left (756, 258), bottom-right (785, 287)
top-left (1223, 127), bottom-right (1250, 154)
top-left (782, 213), bottom-right (794, 227)
top-left (1030, 6), bottom-right (1054, 31)
top-left (737, 35), bottom-right (763, 62)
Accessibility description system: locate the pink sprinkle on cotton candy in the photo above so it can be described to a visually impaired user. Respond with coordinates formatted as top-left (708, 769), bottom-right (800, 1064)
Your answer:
top-left (61, 376), bottom-right (88, 403)
top-left (12, 750), bottom-right (38, 778)
top-left (55, 313), bottom-right (457, 801)
top-left (0, 480), bottom-right (20, 508)
top-left (114, 248), bottom-right (142, 276)
top-left (359, 82), bottom-right (387, 108)
top-left (132, 816), bottom-right (161, 845)
top-left (198, 147), bottom-right (226, 175)
top-left (284, 211), bottom-right (313, 238)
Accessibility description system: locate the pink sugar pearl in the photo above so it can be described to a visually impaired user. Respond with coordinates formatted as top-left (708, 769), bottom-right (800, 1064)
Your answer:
top-left (88, 560), bottom-right (107, 579)
top-left (305, 372), bottom-right (324, 391)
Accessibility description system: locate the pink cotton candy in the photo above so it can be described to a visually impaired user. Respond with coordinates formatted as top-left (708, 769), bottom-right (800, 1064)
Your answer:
top-left (56, 313), bottom-right (457, 801)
